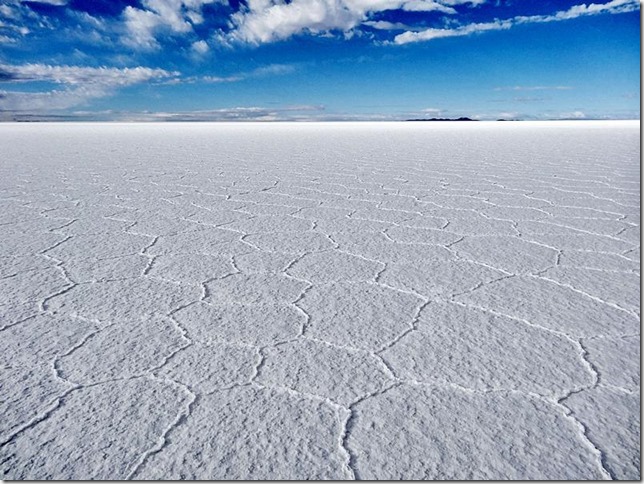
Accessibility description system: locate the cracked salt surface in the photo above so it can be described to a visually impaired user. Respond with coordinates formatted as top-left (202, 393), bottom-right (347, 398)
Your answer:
top-left (0, 121), bottom-right (639, 480)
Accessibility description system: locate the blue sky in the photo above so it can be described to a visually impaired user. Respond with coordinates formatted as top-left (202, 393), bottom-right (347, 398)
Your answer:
top-left (0, 0), bottom-right (639, 120)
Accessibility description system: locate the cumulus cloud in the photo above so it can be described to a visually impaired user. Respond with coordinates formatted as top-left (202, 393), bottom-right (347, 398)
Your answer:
top-left (122, 0), bottom-right (222, 49)
top-left (0, 63), bottom-right (178, 113)
top-left (123, 7), bottom-right (166, 49)
top-left (393, 0), bottom-right (639, 44)
top-left (226, 0), bottom-right (356, 44)
top-left (226, 0), bottom-right (483, 44)
top-left (191, 39), bottom-right (210, 54)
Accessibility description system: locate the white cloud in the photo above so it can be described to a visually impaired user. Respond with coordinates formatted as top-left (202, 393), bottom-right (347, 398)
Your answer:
top-left (122, 6), bottom-right (170, 49)
top-left (400, 0), bottom-right (455, 13)
top-left (441, 0), bottom-right (485, 4)
top-left (250, 63), bottom-right (297, 76)
top-left (0, 86), bottom-right (108, 112)
top-left (363, 20), bottom-right (416, 30)
top-left (0, 1), bottom-right (44, 43)
top-left (180, 63), bottom-right (296, 84)
top-left (191, 39), bottom-right (210, 54)
top-left (122, 0), bottom-right (222, 49)
top-left (0, 5), bottom-right (17, 19)
top-left (511, 96), bottom-right (546, 103)
top-left (0, 63), bottom-right (179, 86)
top-left (494, 86), bottom-right (573, 91)
top-left (200, 74), bottom-right (243, 83)
top-left (20, 0), bottom-right (68, 5)
top-left (228, 0), bottom-right (357, 44)
top-left (111, 104), bottom-right (326, 121)
top-left (227, 0), bottom-right (484, 44)
top-left (2, 0), bottom-right (486, 48)
top-left (345, 0), bottom-right (457, 14)
top-left (559, 110), bottom-right (587, 119)
top-left (393, 0), bottom-right (639, 44)
top-left (394, 18), bottom-right (511, 43)
top-left (531, 0), bottom-right (638, 21)
top-left (0, 64), bottom-right (178, 113)
top-left (497, 111), bottom-right (520, 119)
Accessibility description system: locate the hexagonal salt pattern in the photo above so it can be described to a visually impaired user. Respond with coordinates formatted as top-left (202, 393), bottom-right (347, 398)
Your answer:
top-left (0, 122), bottom-right (639, 480)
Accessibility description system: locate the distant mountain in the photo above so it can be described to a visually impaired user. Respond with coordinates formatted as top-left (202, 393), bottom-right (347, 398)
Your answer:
top-left (406, 117), bottom-right (477, 122)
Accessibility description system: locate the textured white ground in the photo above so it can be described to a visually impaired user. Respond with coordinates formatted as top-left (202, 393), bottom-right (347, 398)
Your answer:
top-left (0, 121), bottom-right (640, 480)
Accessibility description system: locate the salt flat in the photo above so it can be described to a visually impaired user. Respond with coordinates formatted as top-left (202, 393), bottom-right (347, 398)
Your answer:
top-left (0, 121), bottom-right (640, 480)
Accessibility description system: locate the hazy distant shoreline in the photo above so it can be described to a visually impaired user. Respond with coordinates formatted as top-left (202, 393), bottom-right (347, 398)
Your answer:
top-left (0, 118), bottom-right (639, 124)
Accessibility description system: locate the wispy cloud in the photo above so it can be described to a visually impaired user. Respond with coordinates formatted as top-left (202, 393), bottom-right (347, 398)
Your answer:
top-left (493, 86), bottom-right (573, 92)
top-left (393, 18), bottom-right (511, 43)
top-left (0, 63), bottom-right (178, 113)
top-left (0, 86), bottom-right (109, 112)
top-left (250, 63), bottom-right (297, 76)
top-left (421, 107), bottom-right (443, 114)
top-left (196, 75), bottom-right (243, 83)
top-left (97, 104), bottom-right (326, 122)
top-left (169, 63), bottom-right (298, 84)
top-left (0, 35), bottom-right (18, 44)
top-left (514, 97), bottom-right (547, 103)
top-left (559, 110), bottom-right (587, 119)
top-left (0, 1), bottom-right (41, 44)
top-left (363, 20), bottom-right (418, 30)
top-left (21, 0), bottom-right (68, 5)
top-left (393, 0), bottom-right (639, 44)
top-left (0, 63), bottom-right (178, 86)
